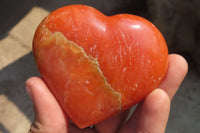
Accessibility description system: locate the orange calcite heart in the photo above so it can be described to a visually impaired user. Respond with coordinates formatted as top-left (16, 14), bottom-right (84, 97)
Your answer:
top-left (33, 5), bottom-right (168, 128)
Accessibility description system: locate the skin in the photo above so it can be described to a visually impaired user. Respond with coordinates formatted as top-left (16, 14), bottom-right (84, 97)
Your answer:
top-left (26, 54), bottom-right (188, 133)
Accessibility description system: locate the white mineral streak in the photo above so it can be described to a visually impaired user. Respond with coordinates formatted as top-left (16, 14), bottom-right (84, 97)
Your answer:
top-left (85, 80), bottom-right (90, 84)
top-left (93, 44), bottom-right (97, 50)
top-left (122, 67), bottom-right (127, 72)
top-left (84, 87), bottom-right (95, 96)
top-left (135, 83), bottom-right (138, 88)
top-left (147, 59), bottom-right (151, 64)
top-left (90, 47), bottom-right (93, 52)
top-left (119, 44), bottom-right (123, 63)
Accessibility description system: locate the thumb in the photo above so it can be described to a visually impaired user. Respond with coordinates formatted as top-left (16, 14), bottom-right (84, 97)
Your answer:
top-left (25, 77), bottom-right (68, 133)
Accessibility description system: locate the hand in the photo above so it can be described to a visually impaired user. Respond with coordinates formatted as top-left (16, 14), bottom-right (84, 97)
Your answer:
top-left (26, 54), bottom-right (188, 133)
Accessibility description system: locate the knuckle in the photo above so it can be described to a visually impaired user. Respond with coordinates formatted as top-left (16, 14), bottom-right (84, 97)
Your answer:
top-left (28, 121), bottom-right (45, 133)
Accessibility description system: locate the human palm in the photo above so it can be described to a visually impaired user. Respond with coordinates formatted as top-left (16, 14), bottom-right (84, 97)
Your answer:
top-left (26, 54), bottom-right (188, 133)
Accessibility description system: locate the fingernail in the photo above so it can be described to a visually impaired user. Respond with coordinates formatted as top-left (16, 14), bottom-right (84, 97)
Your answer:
top-left (26, 85), bottom-right (33, 100)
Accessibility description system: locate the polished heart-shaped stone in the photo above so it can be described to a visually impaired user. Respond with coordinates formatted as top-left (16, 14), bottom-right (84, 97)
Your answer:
top-left (33, 5), bottom-right (168, 128)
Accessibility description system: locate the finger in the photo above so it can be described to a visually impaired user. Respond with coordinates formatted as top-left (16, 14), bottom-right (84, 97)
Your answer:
top-left (26, 77), bottom-right (68, 133)
top-left (159, 54), bottom-right (188, 100)
top-left (68, 125), bottom-right (97, 133)
top-left (120, 89), bottom-right (170, 133)
top-left (94, 110), bottom-right (129, 133)
top-left (67, 119), bottom-right (97, 133)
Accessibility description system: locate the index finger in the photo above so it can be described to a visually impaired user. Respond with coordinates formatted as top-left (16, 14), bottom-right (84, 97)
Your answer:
top-left (158, 54), bottom-right (188, 100)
